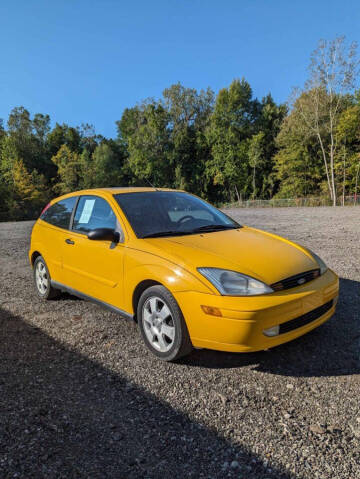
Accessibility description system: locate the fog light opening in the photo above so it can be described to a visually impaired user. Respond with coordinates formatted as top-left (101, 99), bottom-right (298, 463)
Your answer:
top-left (263, 325), bottom-right (280, 337)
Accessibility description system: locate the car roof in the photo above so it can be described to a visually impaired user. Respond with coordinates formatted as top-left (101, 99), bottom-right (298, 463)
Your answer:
top-left (99, 187), bottom-right (179, 194)
top-left (52, 187), bottom-right (184, 202)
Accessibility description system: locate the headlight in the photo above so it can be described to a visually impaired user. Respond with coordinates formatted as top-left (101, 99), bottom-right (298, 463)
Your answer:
top-left (307, 249), bottom-right (328, 275)
top-left (197, 268), bottom-right (273, 296)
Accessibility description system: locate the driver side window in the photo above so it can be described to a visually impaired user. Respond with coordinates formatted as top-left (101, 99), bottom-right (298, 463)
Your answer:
top-left (73, 195), bottom-right (118, 234)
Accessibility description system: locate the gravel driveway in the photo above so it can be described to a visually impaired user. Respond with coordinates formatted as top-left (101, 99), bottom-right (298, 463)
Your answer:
top-left (0, 207), bottom-right (359, 478)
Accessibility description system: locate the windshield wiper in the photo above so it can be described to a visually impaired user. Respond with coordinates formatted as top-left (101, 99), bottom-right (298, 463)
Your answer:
top-left (141, 230), bottom-right (194, 238)
top-left (191, 224), bottom-right (238, 233)
top-left (142, 224), bottom-right (239, 238)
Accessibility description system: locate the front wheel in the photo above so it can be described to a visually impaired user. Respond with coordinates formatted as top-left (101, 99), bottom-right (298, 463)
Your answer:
top-left (137, 285), bottom-right (193, 361)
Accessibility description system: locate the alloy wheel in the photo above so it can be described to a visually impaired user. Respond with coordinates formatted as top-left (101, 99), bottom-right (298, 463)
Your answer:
top-left (35, 261), bottom-right (49, 295)
top-left (142, 296), bottom-right (176, 352)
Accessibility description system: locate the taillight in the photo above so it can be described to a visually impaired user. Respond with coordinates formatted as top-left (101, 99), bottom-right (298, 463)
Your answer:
top-left (40, 203), bottom-right (51, 217)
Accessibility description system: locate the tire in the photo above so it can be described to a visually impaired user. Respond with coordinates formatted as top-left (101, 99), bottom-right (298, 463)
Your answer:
top-left (33, 256), bottom-right (60, 300)
top-left (137, 285), bottom-right (193, 361)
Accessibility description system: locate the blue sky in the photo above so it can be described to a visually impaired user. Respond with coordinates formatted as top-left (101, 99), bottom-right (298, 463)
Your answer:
top-left (0, 0), bottom-right (359, 137)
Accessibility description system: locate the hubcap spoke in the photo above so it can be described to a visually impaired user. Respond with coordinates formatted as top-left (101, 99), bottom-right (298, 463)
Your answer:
top-left (158, 303), bottom-right (171, 320)
top-left (142, 296), bottom-right (175, 353)
top-left (36, 262), bottom-right (48, 294)
top-left (157, 333), bottom-right (168, 351)
top-left (143, 307), bottom-right (152, 326)
top-left (162, 323), bottom-right (175, 341)
top-left (149, 297), bottom-right (157, 314)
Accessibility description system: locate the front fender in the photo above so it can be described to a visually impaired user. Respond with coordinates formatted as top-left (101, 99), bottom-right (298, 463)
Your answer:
top-left (123, 247), bottom-right (215, 314)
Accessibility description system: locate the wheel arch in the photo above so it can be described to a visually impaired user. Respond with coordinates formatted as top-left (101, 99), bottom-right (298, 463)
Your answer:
top-left (31, 250), bottom-right (42, 266)
top-left (132, 279), bottom-right (163, 322)
top-left (125, 262), bottom-right (214, 320)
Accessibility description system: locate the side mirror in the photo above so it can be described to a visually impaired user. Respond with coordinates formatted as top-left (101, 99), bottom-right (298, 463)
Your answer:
top-left (87, 228), bottom-right (119, 242)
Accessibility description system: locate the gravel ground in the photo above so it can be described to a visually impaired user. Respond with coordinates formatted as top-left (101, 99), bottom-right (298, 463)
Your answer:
top-left (0, 206), bottom-right (359, 479)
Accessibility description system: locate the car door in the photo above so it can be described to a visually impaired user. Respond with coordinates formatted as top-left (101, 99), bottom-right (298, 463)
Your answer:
top-left (37, 196), bottom-right (78, 283)
top-left (62, 195), bottom-right (125, 309)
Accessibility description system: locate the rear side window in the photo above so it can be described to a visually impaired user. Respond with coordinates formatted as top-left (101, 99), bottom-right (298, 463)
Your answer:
top-left (40, 197), bottom-right (77, 229)
top-left (73, 195), bottom-right (117, 233)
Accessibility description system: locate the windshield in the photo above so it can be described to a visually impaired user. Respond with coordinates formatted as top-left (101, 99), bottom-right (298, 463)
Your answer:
top-left (114, 191), bottom-right (240, 238)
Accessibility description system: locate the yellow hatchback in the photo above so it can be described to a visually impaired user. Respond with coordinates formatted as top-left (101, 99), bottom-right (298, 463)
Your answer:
top-left (29, 188), bottom-right (339, 361)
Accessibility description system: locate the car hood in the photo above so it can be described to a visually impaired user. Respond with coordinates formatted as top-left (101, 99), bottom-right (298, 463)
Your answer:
top-left (143, 226), bottom-right (318, 286)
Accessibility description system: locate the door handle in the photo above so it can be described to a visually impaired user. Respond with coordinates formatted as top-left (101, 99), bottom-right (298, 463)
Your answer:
top-left (65, 238), bottom-right (75, 245)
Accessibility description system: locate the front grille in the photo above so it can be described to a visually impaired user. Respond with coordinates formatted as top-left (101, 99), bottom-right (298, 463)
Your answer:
top-left (271, 269), bottom-right (320, 292)
top-left (279, 300), bottom-right (333, 335)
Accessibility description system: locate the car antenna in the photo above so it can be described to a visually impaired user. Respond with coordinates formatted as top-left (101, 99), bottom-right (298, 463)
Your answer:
top-left (143, 176), bottom-right (159, 191)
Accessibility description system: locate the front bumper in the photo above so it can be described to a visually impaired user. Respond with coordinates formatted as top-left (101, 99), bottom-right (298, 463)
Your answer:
top-left (173, 269), bottom-right (339, 352)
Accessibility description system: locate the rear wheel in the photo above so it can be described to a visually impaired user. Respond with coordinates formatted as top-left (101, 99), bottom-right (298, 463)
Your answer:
top-left (33, 256), bottom-right (60, 300)
top-left (137, 285), bottom-right (193, 361)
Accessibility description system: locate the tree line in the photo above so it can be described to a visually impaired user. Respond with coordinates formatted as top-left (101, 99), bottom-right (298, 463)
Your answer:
top-left (1, 36), bottom-right (359, 221)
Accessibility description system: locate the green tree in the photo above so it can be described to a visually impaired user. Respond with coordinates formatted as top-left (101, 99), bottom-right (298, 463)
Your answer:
top-left (0, 79), bottom-right (290, 219)
top-left (163, 83), bottom-right (214, 196)
top-left (4, 107), bottom-right (54, 177)
top-left (274, 145), bottom-right (319, 198)
top-left (257, 95), bottom-right (287, 197)
top-left (0, 119), bottom-right (5, 141)
top-left (335, 103), bottom-right (360, 199)
top-left (51, 145), bottom-right (82, 194)
top-left (290, 37), bottom-right (359, 204)
top-left (33, 113), bottom-right (51, 143)
top-left (120, 101), bottom-right (173, 186)
top-left (118, 84), bottom-right (214, 195)
top-left (248, 132), bottom-right (265, 199)
top-left (79, 123), bottom-right (103, 154)
top-left (274, 98), bottom-right (325, 198)
top-left (9, 160), bottom-right (47, 219)
top-left (89, 140), bottom-right (128, 187)
top-left (47, 123), bottom-right (82, 157)
top-left (206, 79), bottom-right (260, 202)
top-left (6, 107), bottom-right (36, 171)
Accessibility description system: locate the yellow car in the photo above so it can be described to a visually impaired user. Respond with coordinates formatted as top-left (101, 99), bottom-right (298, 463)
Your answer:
top-left (29, 188), bottom-right (339, 361)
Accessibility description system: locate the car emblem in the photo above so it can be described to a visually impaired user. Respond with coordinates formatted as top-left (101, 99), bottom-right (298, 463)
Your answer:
top-left (297, 278), bottom-right (306, 285)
